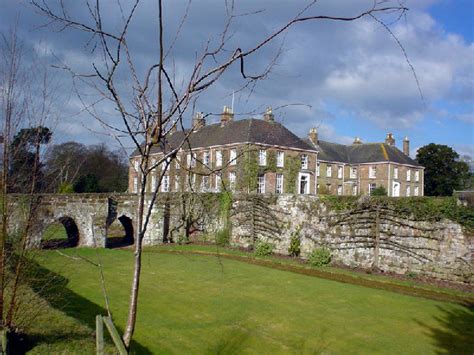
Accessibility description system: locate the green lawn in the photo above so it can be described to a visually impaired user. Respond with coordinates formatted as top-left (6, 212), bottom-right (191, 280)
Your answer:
top-left (28, 248), bottom-right (473, 354)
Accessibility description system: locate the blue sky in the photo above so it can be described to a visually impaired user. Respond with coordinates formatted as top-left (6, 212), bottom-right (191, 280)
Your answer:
top-left (1, 0), bottom-right (473, 159)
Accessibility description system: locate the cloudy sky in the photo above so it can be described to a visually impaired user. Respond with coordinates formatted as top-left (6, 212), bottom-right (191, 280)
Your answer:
top-left (1, 0), bottom-right (473, 158)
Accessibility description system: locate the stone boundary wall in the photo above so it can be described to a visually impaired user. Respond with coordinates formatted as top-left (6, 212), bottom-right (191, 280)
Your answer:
top-left (7, 193), bottom-right (473, 283)
top-left (228, 195), bottom-right (472, 284)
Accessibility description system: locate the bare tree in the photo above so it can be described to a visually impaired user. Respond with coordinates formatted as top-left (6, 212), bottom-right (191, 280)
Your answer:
top-left (0, 23), bottom-right (62, 349)
top-left (31, 0), bottom-right (409, 349)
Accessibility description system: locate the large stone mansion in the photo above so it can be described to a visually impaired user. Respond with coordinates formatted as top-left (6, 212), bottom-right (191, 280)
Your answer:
top-left (129, 107), bottom-right (424, 197)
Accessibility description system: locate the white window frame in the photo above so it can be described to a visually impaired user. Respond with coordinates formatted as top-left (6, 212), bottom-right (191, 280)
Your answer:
top-left (216, 150), bottom-right (222, 167)
top-left (229, 149), bottom-right (237, 165)
top-left (276, 151), bottom-right (284, 168)
top-left (215, 174), bottom-right (222, 192)
top-left (407, 169), bottom-right (411, 182)
top-left (350, 167), bottom-right (357, 179)
top-left (393, 167), bottom-right (398, 179)
top-left (326, 165), bottom-right (332, 177)
top-left (259, 150), bottom-right (267, 166)
top-left (414, 186), bottom-right (419, 196)
top-left (257, 174), bottom-right (265, 194)
top-left (201, 175), bottom-right (209, 192)
top-left (316, 163), bottom-right (320, 177)
top-left (203, 151), bottom-right (210, 167)
top-left (187, 154), bottom-right (192, 168)
top-left (175, 155), bottom-right (181, 169)
top-left (369, 166), bottom-right (377, 179)
top-left (406, 185), bottom-right (411, 197)
top-left (134, 160), bottom-right (140, 172)
top-left (338, 166), bottom-right (343, 179)
top-left (415, 170), bottom-right (419, 182)
top-left (276, 173), bottom-right (284, 194)
top-left (337, 185), bottom-right (343, 195)
top-left (162, 157), bottom-right (171, 171)
top-left (298, 172), bottom-right (310, 194)
top-left (301, 154), bottom-right (308, 170)
top-left (369, 183), bottom-right (376, 196)
top-left (229, 171), bottom-right (236, 191)
top-left (352, 185), bottom-right (358, 196)
top-left (162, 175), bottom-right (169, 192)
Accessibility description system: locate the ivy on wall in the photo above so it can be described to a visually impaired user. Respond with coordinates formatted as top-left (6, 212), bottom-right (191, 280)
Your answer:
top-left (284, 156), bottom-right (300, 194)
top-left (237, 147), bottom-right (258, 193)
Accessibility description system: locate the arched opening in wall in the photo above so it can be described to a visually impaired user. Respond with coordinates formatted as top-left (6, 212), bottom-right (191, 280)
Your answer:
top-left (106, 215), bottom-right (134, 248)
top-left (41, 216), bottom-right (80, 249)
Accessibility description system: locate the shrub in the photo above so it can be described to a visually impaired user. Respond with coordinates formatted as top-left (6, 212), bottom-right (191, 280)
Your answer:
top-left (371, 186), bottom-right (387, 196)
top-left (254, 241), bottom-right (274, 257)
top-left (288, 231), bottom-right (301, 257)
top-left (308, 247), bottom-right (332, 267)
top-left (58, 182), bottom-right (74, 193)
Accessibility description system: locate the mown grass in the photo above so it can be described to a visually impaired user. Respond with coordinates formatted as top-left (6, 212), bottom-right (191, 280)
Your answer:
top-left (26, 247), bottom-right (473, 354)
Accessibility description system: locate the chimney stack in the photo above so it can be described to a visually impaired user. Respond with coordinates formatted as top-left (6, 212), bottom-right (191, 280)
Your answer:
top-left (192, 112), bottom-right (206, 131)
top-left (353, 137), bottom-right (362, 144)
top-left (263, 107), bottom-right (274, 122)
top-left (385, 133), bottom-right (395, 146)
top-left (220, 105), bottom-right (234, 126)
top-left (403, 136), bottom-right (410, 156)
top-left (308, 128), bottom-right (318, 145)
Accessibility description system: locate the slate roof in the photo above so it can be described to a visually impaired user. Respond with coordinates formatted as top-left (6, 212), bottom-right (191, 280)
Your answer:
top-left (131, 118), bottom-right (316, 157)
top-left (304, 138), bottom-right (422, 167)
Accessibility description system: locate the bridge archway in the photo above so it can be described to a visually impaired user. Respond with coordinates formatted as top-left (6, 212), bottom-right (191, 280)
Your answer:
top-left (41, 216), bottom-right (80, 249)
top-left (106, 215), bottom-right (134, 248)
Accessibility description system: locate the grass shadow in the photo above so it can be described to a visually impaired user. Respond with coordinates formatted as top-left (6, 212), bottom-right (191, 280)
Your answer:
top-left (416, 301), bottom-right (474, 354)
top-left (23, 258), bottom-right (152, 354)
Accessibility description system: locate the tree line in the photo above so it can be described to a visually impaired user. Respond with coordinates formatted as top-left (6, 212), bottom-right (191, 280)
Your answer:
top-left (7, 126), bottom-right (128, 194)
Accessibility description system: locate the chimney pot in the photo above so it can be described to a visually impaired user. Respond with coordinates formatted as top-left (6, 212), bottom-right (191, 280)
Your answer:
top-left (308, 128), bottom-right (318, 145)
top-left (192, 112), bottom-right (206, 131)
top-left (385, 133), bottom-right (395, 146)
top-left (220, 105), bottom-right (234, 126)
top-left (263, 107), bottom-right (275, 122)
top-left (403, 136), bottom-right (410, 156)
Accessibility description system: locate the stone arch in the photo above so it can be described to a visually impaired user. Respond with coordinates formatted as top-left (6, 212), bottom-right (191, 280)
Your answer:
top-left (41, 216), bottom-right (80, 249)
top-left (106, 214), bottom-right (134, 248)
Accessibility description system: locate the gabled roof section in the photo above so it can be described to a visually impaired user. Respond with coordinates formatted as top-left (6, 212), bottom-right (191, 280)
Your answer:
top-left (130, 118), bottom-right (317, 157)
top-left (304, 138), bottom-right (422, 167)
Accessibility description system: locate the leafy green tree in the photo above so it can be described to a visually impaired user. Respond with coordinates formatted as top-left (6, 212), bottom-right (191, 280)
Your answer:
top-left (9, 126), bottom-right (52, 192)
top-left (416, 144), bottom-right (470, 196)
top-left (74, 173), bottom-right (100, 193)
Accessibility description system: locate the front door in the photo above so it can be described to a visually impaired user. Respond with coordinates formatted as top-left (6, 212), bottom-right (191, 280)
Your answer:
top-left (392, 182), bottom-right (400, 197)
top-left (299, 173), bottom-right (310, 194)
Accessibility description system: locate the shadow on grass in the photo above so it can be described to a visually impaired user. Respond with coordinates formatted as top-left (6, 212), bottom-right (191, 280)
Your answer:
top-left (417, 302), bottom-right (474, 354)
top-left (23, 258), bottom-right (152, 354)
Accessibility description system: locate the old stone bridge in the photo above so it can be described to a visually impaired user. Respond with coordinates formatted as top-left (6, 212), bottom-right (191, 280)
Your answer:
top-left (9, 193), bottom-right (158, 248)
